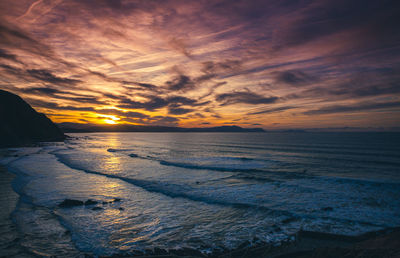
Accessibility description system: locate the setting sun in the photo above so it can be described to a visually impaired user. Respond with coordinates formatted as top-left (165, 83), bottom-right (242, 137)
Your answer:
top-left (104, 119), bottom-right (117, 125)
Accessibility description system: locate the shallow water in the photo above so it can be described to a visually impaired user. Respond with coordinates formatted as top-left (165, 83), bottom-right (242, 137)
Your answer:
top-left (1, 132), bottom-right (400, 256)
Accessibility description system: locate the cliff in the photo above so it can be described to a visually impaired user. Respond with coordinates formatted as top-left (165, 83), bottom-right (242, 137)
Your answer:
top-left (0, 90), bottom-right (65, 147)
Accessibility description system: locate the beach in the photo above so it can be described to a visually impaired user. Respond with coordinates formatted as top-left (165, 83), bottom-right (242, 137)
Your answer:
top-left (2, 161), bottom-right (400, 258)
top-left (0, 163), bottom-right (29, 257)
top-left (0, 132), bottom-right (399, 257)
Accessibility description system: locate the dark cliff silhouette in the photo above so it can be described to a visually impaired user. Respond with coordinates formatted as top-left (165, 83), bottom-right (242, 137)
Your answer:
top-left (0, 90), bottom-right (65, 147)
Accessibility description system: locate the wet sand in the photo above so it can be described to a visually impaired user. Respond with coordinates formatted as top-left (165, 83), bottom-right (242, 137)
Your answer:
top-left (0, 165), bottom-right (32, 257)
top-left (103, 228), bottom-right (400, 257)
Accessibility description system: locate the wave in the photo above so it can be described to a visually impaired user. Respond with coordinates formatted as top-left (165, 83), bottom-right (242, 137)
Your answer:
top-left (107, 148), bottom-right (135, 153)
top-left (123, 153), bottom-right (271, 173)
top-left (109, 149), bottom-right (399, 186)
top-left (158, 160), bottom-right (265, 173)
top-left (53, 153), bottom-right (390, 229)
top-left (205, 143), bottom-right (400, 159)
top-left (54, 153), bottom-right (296, 215)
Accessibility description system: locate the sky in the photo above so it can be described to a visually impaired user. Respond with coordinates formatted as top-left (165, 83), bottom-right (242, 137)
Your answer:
top-left (1, 0), bottom-right (400, 130)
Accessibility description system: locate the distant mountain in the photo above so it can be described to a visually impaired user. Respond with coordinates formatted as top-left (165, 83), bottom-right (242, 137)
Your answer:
top-left (0, 90), bottom-right (65, 147)
top-left (58, 123), bottom-right (265, 133)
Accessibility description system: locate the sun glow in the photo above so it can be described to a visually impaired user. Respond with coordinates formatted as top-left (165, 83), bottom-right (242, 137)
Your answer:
top-left (104, 119), bottom-right (117, 124)
top-left (99, 114), bottom-right (121, 125)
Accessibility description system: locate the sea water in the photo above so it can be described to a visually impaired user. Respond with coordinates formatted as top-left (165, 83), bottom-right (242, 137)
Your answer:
top-left (1, 132), bottom-right (400, 256)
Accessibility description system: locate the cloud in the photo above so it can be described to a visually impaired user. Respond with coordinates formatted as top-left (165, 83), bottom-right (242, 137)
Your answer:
top-left (1, 0), bottom-right (399, 128)
top-left (118, 95), bottom-right (208, 112)
top-left (96, 108), bottom-right (149, 119)
top-left (216, 91), bottom-right (278, 105)
top-left (20, 86), bottom-right (106, 105)
top-left (247, 106), bottom-right (296, 115)
top-left (0, 48), bottom-right (18, 61)
top-left (289, 71), bottom-right (400, 100)
top-left (274, 70), bottom-right (316, 86)
top-left (304, 101), bottom-right (400, 115)
top-left (147, 116), bottom-right (180, 126)
top-left (117, 96), bottom-right (168, 111)
top-left (26, 98), bottom-right (97, 112)
top-left (166, 75), bottom-right (194, 92)
top-left (201, 60), bottom-right (242, 74)
top-left (276, 0), bottom-right (400, 50)
top-left (168, 37), bottom-right (192, 58)
top-left (168, 106), bottom-right (194, 115)
top-left (26, 69), bottom-right (81, 86)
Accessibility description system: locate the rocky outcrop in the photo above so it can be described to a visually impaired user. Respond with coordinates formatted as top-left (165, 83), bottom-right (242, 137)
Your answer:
top-left (0, 90), bottom-right (65, 147)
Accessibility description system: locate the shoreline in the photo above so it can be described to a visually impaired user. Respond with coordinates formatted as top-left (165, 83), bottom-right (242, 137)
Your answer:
top-left (0, 164), bottom-right (30, 257)
top-left (100, 227), bottom-right (400, 257)
top-left (1, 151), bottom-right (399, 257)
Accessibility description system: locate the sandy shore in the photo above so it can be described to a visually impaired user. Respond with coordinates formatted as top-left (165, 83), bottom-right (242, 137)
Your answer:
top-left (99, 227), bottom-right (400, 257)
top-left (0, 165), bottom-right (33, 257)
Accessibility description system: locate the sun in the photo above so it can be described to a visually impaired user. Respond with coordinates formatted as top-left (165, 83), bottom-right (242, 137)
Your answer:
top-left (99, 114), bottom-right (120, 125)
top-left (104, 119), bottom-right (117, 124)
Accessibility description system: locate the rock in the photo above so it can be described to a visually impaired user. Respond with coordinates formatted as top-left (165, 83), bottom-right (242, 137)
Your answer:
top-left (58, 199), bottom-right (84, 208)
top-left (118, 207), bottom-right (124, 211)
top-left (91, 207), bottom-right (103, 211)
top-left (84, 199), bottom-right (98, 206)
top-left (0, 90), bottom-right (65, 147)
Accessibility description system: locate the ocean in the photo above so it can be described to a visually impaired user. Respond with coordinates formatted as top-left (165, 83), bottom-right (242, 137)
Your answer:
top-left (1, 132), bottom-right (400, 257)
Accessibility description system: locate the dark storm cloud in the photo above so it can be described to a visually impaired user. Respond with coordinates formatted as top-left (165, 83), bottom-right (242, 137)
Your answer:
top-left (304, 101), bottom-right (400, 115)
top-left (216, 91), bottom-right (278, 105)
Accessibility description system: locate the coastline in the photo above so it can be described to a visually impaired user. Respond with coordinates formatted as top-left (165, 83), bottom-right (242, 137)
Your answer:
top-left (0, 164), bottom-right (30, 257)
top-left (100, 227), bottom-right (400, 257)
top-left (1, 147), bottom-right (399, 257)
